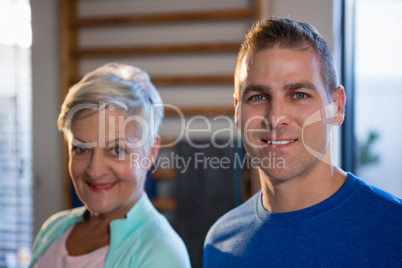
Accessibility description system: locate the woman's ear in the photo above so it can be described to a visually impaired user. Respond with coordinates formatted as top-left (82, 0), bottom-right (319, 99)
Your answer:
top-left (332, 86), bottom-right (346, 126)
top-left (147, 135), bottom-right (160, 167)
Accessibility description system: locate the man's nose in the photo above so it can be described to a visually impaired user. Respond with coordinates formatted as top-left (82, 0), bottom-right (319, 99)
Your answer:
top-left (265, 97), bottom-right (289, 129)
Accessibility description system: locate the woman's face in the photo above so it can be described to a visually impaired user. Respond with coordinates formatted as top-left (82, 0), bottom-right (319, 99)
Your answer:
top-left (68, 108), bottom-right (159, 217)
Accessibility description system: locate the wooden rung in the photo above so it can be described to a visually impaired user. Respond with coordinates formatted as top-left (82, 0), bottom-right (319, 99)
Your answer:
top-left (71, 75), bottom-right (233, 87)
top-left (151, 169), bottom-right (176, 180)
top-left (74, 8), bottom-right (254, 27)
top-left (76, 42), bottom-right (241, 57)
top-left (152, 75), bottom-right (233, 86)
top-left (164, 106), bottom-right (234, 117)
top-left (160, 138), bottom-right (179, 148)
top-left (152, 198), bottom-right (177, 211)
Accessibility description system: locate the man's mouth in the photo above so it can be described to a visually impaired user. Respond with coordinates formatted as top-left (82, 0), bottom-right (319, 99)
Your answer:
top-left (261, 139), bottom-right (297, 145)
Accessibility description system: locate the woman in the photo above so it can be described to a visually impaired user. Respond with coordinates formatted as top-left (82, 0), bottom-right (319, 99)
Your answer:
top-left (30, 63), bottom-right (191, 267)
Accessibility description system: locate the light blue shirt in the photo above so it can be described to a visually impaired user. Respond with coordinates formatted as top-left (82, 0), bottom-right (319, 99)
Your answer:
top-left (30, 193), bottom-right (191, 268)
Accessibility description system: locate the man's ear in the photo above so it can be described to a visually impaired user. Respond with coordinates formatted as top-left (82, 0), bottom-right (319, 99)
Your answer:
top-left (234, 96), bottom-right (240, 129)
top-left (332, 86), bottom-right (346, 126)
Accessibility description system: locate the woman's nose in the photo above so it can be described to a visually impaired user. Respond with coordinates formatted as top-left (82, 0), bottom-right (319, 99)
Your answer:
top-left (86, 149), bottom-right (107, 180)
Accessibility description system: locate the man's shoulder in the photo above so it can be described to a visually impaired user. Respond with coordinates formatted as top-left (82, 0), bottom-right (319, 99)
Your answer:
top-left (203, 192), bottom-right (265, 267)
top-left (349, 173), bottom-right (402, 210)
top-left (214, 190), bottom-right (259, 224)
top-left (345, 173), bottom-right (402, 229)
top-left (205, 191), bottom-right (260, 244)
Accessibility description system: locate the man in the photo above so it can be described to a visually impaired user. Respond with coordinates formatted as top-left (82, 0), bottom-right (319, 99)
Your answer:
top-left (203, 18), bottom-right (402, 267)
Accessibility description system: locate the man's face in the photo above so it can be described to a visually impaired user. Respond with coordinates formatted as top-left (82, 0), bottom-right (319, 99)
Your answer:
top-left (235, 47), bottom-right (344, 182)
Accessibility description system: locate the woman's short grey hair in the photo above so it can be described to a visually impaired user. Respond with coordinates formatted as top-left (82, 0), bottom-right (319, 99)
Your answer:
top-left (58, 63), bottom-right (164, 147)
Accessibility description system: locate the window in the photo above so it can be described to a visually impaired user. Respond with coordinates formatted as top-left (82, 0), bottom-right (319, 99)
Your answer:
top-left (342, 0), bottom-right (402, 197)
top-left (0, 1), bottom-right (33, 267)
top-left (354, 0), bottom-right (402, 197)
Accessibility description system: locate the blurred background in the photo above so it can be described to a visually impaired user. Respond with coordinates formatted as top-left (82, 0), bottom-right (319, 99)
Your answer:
top-left (0, 0), bottom-right (401, 267)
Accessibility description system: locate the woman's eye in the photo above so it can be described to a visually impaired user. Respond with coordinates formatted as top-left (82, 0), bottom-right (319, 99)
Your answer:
top-left (73, 146), bottom-right (88, 155)
top-left (250, 95), bottom-right (266, 102)
top-left (111, 147), bottom-right (125, 156)
top-left (294, 92), bottom-right (308, 100)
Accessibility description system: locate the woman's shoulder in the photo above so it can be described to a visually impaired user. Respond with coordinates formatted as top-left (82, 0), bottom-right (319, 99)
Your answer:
top-left (40, 207), bottom-right (86, 231)
top-left (31, 207), bottom-right (87, 267)
top-left (115, 196), bottom-right (190, 266)
top-left (34, 206), bottom-right (86, 245)
top-left (109, 205), bottom-right (191, 268)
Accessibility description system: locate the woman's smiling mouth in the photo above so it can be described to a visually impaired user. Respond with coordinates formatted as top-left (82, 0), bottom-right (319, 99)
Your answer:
top-left (86, 181), bottom-right (117, 192)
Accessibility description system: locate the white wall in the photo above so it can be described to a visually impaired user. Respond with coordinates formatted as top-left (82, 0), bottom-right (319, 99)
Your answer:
top-left (31, 0), bottom-right (338, 235)
top-left (31, 0), bottom-right (63, 234)
top-left (272, 0), bottom-right (334, 49)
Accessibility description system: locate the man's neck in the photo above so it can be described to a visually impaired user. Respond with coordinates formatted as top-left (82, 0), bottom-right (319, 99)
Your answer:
top-left (259, 165), bottom-right (347, 213)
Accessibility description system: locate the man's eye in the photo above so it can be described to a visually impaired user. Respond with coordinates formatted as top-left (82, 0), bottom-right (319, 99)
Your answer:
top-left (294, 92), bottom-right (308, 100)
top-left (250, 95), bottom-right (266, 101)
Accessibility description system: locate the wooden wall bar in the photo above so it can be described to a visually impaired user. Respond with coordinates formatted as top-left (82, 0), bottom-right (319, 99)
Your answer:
top-left (76, 42), bottom-right (241, 58)
top-left (59, 0), bottom-right (263, 211)
top-left (74, 8), bottom-right (254, 27)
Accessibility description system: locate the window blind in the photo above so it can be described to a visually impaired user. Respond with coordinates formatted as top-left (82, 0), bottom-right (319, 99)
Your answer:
top-left (0, 1), bottom-right (33, 266)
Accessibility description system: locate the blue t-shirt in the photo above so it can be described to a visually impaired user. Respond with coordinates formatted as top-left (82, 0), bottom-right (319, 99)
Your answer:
top-left (203, 173), bottom-right (402, 267)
